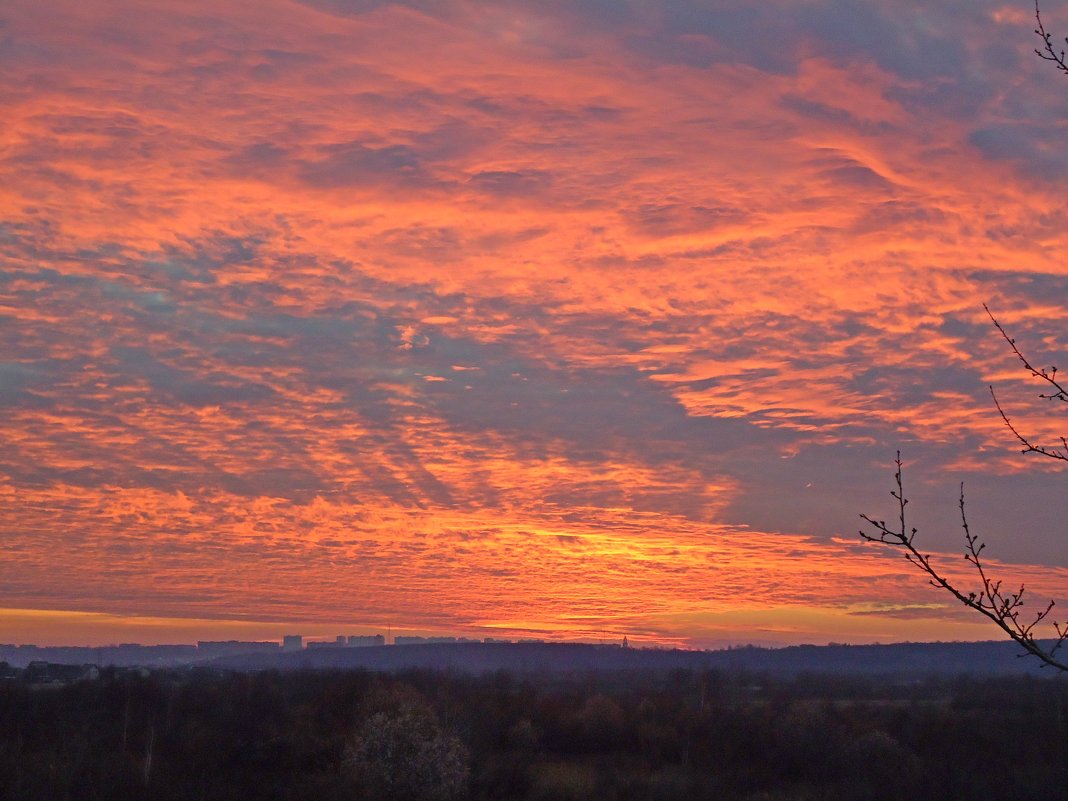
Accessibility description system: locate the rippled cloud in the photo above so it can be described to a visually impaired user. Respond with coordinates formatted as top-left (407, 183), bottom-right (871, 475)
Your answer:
top-left (2, 0), bottom-right (1067, 645)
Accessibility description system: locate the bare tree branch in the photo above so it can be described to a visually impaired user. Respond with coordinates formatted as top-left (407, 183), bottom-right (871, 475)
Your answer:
top-left (1035, 1), bottom-right (1068, 75)
top-left (984, 304), bottom-right (1068, 462)
top-left (860, 9), bottom-right (1068, 673)
top-left (860, 453), bottom-right (1068, 671)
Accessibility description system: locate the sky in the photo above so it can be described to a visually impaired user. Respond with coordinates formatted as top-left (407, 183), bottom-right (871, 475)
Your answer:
top-left (2, 0), bottom-right (1068, 648)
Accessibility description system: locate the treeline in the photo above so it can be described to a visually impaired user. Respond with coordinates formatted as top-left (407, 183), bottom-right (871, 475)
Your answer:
top-left (1, 666), bottom-right (1067, 800)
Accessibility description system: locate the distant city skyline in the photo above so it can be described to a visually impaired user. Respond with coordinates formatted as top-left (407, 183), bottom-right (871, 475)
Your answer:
top-left (0, 606), bottom-right (1003, 650)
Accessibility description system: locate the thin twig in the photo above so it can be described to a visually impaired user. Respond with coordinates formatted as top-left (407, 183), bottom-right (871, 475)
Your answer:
top-left (984, 304), bottom-right (1068, 462)
top-left (860, 454), bottom-right (1068, 671)
top-left (1035, 1), bottom-right (1068, 75)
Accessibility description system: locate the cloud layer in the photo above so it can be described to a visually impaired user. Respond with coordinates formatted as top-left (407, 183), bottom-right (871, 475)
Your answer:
top-left (2, 0), bottom-right (1068, 645)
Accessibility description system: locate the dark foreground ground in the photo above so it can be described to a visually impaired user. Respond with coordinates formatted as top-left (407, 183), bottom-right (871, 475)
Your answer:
top-left (1, 666), bottom-right (1066, 801)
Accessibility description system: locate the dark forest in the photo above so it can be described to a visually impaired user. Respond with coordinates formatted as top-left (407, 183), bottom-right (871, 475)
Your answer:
top-left (2, 666), bottom-right (1067, 801)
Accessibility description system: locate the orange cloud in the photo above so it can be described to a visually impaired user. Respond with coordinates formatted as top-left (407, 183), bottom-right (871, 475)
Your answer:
top-left (1, 0), bottom-right (1067, 646)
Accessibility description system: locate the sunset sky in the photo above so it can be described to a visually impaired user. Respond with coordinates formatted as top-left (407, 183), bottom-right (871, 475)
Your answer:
top-left (3, 0), bottom-right (1068, 648)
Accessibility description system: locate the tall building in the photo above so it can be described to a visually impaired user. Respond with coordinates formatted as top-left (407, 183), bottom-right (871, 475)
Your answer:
top-left (306, 639), bottom-right (342, 649)
top-left (282, 635), bottom-right (303, 652)
top-left (347, 634), bottom-right (385, 647)
top-left (395, 636), bottom-right (458, 645)
top-left (196, 641), bottom-right (279, 658)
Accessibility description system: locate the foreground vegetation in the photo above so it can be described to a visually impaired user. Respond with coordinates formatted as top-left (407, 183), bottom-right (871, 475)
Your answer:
top-left (1, 666), bottom-right (1067, 801)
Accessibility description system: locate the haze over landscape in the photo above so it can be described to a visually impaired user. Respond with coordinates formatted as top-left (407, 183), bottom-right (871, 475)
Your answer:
top-left (3, 0), bottom-right (1068, 648)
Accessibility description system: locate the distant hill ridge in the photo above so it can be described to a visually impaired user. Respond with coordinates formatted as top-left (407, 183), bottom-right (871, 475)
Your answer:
top-left (213, 639), bottom-right (1058, 676)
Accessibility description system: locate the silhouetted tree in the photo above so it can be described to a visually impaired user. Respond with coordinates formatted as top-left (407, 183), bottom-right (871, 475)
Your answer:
top-left (343, 689), bottom-right (469, 801)
top-left (860, 306), bottom-right (1068, 670)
